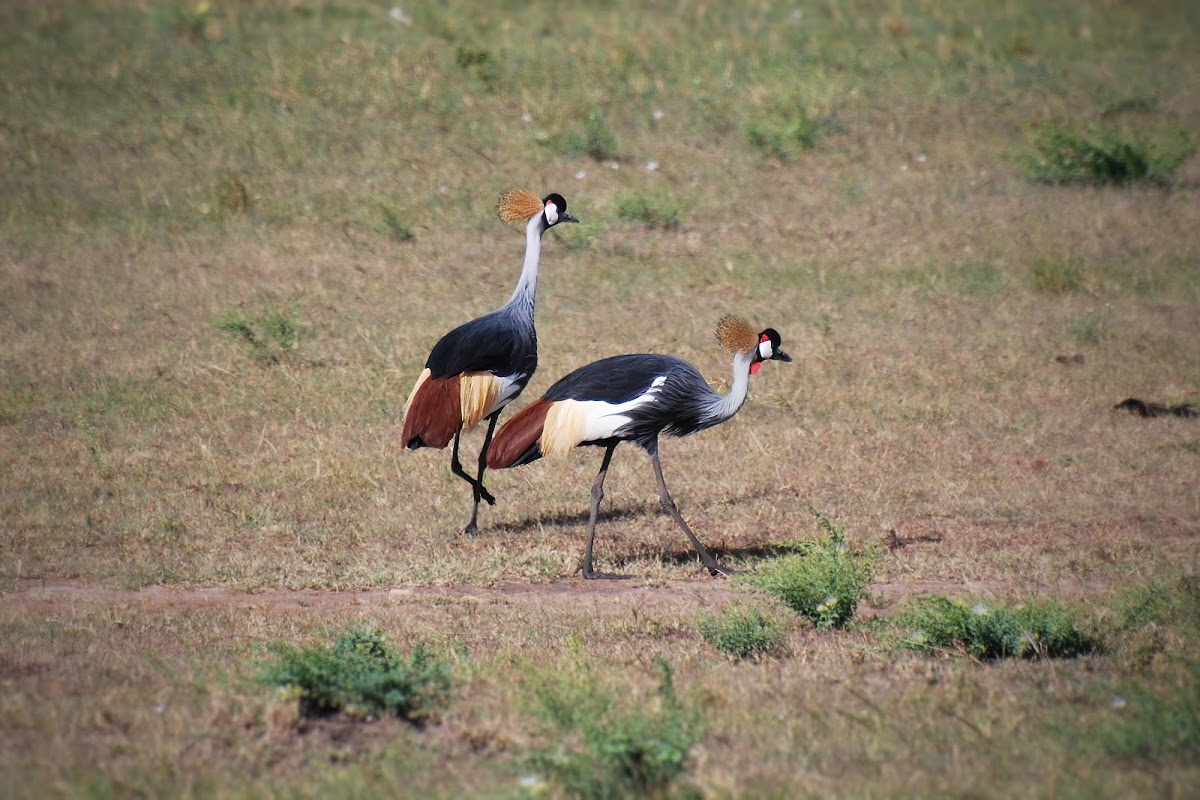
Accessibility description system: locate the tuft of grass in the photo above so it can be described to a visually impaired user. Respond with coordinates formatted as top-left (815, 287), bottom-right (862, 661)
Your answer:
top-left (613, 192), bottom-right (682, 230)
top-left (1107, 577), bottom-right (1200, 670)
top-left (188, 171), bottom-right (251, 223)
top-left (150, 1), bottom-right (221, 41)
top-left (1101, 662), bottom-right (1200, 763)
top-left (897, 596), bottom-right (1098, 660)
top-left (1030, 255), bottom-right (1084, 294)
top-left (553, 111), bottom-right (621, 162)
top-left (1070, 310), bottom-right (1103, 346)
top-left (743, 511), bottom-right (877, 629)
top-left (213, 301), bottom-right (303, 365)
top-left (698, 604), bottom-right (788, 660)
top-left (746, 107), bottom-right (838, 161)
top-left (260, 626), bottom-right (451, 722)
top-left (72, 409), bottom-right (109, 479)
top-left (529, 657), bottom-right (701, 800)
top-left (1114, 577), bottom-right (1200, 633)
top-left (374, 199), bottom-right (416, 243)
top-left (454, 45), bottom-right (500, 90)
top-left (1021, 125), bottom-right (1196, 186)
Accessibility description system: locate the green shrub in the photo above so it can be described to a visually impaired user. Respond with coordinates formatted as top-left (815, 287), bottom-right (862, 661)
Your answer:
top-left (698, 604), bottom-right (788, 660)
top-left (1021, 125), bottom-right (1196, 186)
top-left (898, 596), bottom-right (1097, 659)
top-left (744, 511), bottom-right (876, 629)
top-left (261, 626), bottom-right (451, 722)
top-left (613, 192), bottom-right (682, 230)
top-left (529, 657), bottom-right (700, 800)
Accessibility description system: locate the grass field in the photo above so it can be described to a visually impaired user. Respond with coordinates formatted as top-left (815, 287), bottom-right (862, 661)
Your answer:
top-left (2, 1), bottom-right (1199, 796)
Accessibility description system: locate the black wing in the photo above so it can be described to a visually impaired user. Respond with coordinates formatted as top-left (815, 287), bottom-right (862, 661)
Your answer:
top-left (543, 354), bottom-right (693, 403)
top-left (425, 310), bottom-right (536, 379)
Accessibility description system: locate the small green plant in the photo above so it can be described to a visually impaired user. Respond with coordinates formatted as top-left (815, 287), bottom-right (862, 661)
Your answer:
top-left (581, 113), bottom-right (620, 162)
top-left (213, 301), bottom-right (302, 365)
top-left (1029, 255), bottom-right (1084, 294)
top-left (744, 510), bottom-right (877, 629)
top-left (529, 657), bottom-right (700, 800)
top-left (898, 596), bottom-right (1097, 659)
top-left (552, 112), bottom-right (620, 162)
top-left (214, 171), bottom-right (250, 220)
top-left (1020, 125), bottom-right (1196, 186)
top-left (1070, 310), bottom-right (1103, 345)
top-left (613, 192), bottom-right (682, 230)
top-left (150, 1), bottom-right (219, 40)
top-left (746, 107), bottom-right (838, 161)
top-left (698, 604), bottom-right (788, 660)
top-left (374, 200), bottom-right (416, 243)
top-left (454, 45), bottom-right (499, 90)
top-left (261, 626), bottom-right (450, 722)
top-left (73, 409), bottom-right (109, 479)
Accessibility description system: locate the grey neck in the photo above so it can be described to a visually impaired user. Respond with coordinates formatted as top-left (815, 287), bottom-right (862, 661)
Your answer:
top-left (506, 211), bottom-right (547, 312)
top-left (700, 349), bottom-right (754, 426)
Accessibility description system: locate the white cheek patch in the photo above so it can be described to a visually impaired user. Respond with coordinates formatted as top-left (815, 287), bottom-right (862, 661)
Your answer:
top-left (758, 339), bottom-right (774, 360)
top-left (544, 202), bottom-right (559, 226)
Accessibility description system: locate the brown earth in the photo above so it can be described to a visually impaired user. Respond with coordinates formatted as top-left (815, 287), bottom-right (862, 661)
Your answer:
top-left (3, 574), bottom-right (1115, 619)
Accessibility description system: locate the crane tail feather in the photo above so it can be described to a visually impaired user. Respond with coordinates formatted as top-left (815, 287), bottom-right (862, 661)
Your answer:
top-left (460, 372), bottom-right (500, 431)
top-left (402, 373), bottom-right (463, 450)
top-left (487, 399), bottom-right (551, 468)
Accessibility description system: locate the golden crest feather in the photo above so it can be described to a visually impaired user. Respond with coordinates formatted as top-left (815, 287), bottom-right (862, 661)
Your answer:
top-left (496, 189), bottom-right (544, 226)
top-left (716, 314), bottom-right (758, 355)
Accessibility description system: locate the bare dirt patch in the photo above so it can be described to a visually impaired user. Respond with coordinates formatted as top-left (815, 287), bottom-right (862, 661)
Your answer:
top-left (4, 571), bottom-right (1116, 620)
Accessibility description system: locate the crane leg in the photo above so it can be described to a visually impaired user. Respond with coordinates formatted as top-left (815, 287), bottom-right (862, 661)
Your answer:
top-left (462, 412), bottom-right (501, 535)
top-left (579, 443), bottom-right (618, 579)
top-left (647, 441), bottom-right (728, 577)
top-left (450, 422), bottom-right (497, 536)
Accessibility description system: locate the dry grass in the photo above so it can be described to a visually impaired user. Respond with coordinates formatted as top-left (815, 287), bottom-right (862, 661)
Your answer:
top-left (2, 0), bottom-right (1200, 795)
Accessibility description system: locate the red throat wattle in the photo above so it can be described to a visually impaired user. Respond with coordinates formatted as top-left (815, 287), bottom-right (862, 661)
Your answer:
top-left (749, 332), bottom-right (769, 375)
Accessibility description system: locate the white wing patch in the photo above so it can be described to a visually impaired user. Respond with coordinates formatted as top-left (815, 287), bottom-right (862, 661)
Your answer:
top-left (540, 378), bottom-right (666, 457)
top-left (486, 374), bottom-right (524, 416)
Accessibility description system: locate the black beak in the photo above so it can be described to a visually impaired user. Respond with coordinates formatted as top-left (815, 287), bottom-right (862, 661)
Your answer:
top-left (773, 348), bottom-right (792, 363)
top-left (560, 212), bottom-right (579, 224)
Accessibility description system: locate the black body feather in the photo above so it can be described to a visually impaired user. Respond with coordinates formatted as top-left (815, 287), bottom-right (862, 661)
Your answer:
top-left (425, 309), bottom-right (537, 381)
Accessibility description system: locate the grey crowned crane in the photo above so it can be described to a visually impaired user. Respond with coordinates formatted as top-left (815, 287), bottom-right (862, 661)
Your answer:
top-left (486, 315), bottom-right (792, 578)
top-left (402, 190), bottom-right (578, 534)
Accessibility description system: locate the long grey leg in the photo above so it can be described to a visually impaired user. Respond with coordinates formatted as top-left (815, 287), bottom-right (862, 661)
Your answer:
top-left (580, 443), bottom-right (618, 579)
top-left (647, 440), bottom-right (727, 577)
